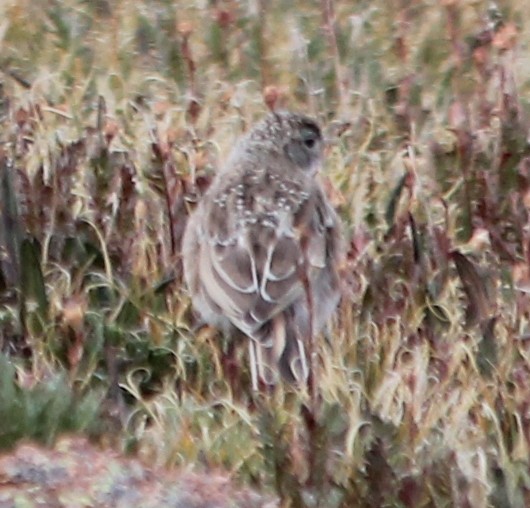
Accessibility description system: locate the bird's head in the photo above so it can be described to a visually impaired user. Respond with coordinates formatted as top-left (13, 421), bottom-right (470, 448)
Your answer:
top-left (242, 111), bottom-right (324, 175)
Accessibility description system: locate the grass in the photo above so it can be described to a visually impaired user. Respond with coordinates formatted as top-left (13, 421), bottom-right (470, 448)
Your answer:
top-left (1, 0), bottom-right (530, 506)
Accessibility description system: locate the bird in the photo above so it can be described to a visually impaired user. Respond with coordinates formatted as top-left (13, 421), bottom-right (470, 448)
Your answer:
top-left (182, 111), bottom-right (343, 388)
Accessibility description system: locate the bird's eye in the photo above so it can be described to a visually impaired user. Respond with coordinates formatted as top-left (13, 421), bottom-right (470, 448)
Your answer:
top-left (283, 121), bottom-right (322, 168)
top-left (304, 137), bottom-right (316, 149)
top-left (300, 126), bottom-right (320, 150)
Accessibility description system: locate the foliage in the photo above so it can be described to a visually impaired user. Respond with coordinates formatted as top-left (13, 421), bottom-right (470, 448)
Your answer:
top-left (1, 0), bottom-right (530, 506)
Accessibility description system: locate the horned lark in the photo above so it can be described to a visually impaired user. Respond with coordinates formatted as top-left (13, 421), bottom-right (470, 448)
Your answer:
top-left (182, 111), bottom-right (343, 388)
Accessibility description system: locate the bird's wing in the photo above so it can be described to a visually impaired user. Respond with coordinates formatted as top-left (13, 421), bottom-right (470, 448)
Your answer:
top-left (198, 178), bottom-right (336, 340)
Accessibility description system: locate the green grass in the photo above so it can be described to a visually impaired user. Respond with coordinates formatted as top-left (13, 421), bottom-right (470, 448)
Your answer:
top-left (1, 0), bottom-right (530, 506)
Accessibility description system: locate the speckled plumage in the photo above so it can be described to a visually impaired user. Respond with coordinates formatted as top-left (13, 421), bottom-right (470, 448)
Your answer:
top-left (182, 111), bottom-right (343, 387)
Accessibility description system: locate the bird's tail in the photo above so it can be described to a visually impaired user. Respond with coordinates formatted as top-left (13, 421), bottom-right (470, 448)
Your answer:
top-left (248, 312), bottom-right (309, 389)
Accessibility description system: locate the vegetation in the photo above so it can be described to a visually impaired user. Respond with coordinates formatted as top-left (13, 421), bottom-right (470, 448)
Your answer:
top-left (1, 0), bottom-right (530, 506)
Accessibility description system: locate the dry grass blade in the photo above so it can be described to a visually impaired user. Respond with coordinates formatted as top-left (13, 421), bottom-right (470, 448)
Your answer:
top-left (476, 316), bottom-right (498, 378)
top-left (452, 250), bottom-right (495, 327)
top-left (19, 238), bottom-right (48, 336)
top-left (0, 156), bottom-right (21, 288)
